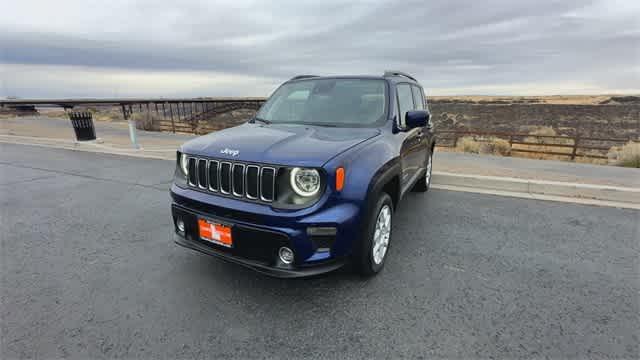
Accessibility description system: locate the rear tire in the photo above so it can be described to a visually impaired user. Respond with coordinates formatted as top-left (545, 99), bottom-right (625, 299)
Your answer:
top-left (412, 152), bottom-right (433, 192)
top-left (356, 193), bottom-right (393, 276)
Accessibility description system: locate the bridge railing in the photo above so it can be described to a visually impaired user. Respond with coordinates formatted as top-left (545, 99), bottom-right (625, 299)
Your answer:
top-left (1, 97), bottom-right (266, 148)
top-left (1, 98), bottom-right (266, 133)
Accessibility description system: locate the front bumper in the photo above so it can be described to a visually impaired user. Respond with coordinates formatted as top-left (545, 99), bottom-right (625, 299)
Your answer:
top-left (171, 185), bottom-right (361, 277)
top-left (174, 233), bottom-right (346, 278)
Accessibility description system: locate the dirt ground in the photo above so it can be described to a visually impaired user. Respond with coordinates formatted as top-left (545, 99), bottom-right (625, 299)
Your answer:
top-left (429, 94), bottom-right (640, 105)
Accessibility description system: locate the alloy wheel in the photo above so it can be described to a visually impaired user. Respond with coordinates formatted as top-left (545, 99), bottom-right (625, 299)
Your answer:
top-left (372, 204), bottom-right (391, 265)
top-left (425, 154), bottom-right (432, 187)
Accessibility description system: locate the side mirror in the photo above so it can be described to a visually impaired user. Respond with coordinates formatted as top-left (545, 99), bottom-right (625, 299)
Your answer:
top-left (405, 110), bottom-right (430, 129)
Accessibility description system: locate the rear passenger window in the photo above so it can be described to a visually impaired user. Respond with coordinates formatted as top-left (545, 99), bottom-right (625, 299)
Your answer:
top-left (411, 86), bottom-right (424, 110)
top-left (396, 84), bottom-right (414, 128)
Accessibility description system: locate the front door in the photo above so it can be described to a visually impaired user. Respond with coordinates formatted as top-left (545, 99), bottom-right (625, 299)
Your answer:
top-left (396, 83), bottom-right (425, 192)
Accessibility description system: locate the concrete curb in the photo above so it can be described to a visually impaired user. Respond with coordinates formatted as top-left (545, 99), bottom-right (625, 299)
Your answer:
top-left (432, 172), bottom-right (640, 206)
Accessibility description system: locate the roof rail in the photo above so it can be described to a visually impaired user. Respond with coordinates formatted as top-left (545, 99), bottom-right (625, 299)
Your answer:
top-left (289, 75), bottom-right (319, 81)
top-left (383, 70), bottom-right (417, 82)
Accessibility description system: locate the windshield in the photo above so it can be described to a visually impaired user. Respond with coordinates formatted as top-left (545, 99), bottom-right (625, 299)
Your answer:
top-left (256, 78), bottom-right (388, 127)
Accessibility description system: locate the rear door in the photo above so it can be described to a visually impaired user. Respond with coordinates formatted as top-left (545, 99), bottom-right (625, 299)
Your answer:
top-left (410, 84), bottom-right (431, 165)
top-left (396, 83), bottom-right (422, 191)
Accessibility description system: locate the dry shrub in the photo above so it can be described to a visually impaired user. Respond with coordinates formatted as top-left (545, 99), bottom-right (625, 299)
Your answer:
top-left (457, 136), bottom-right (511, 156)
top-left (514, 127), bottom-right (573, 160)
top-left (523, 127), bottom-right (573, 146)
top-left (480, 137), bottom-right (511, 156)
top-left (91, 107), bottom-right (126, 122)
top-left (607, 141), bottom-right (640, 168)
top-left (0, 113), bottom-right (17, 119)
top-left (574, 149), bottom-right (608, 165)
top-left (575, 158), bottom-right (608, 165)
top-left (38, 109), bottom-right (68, 118)
top-left (131, 112), bottom-right (164, 131)
top-left (528, 126), bottom-right (557, 137)
top-left (457, 137), bottom-right (481, 154)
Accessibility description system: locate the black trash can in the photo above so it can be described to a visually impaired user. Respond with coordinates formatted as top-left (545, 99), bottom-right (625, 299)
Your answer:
top-left (68, 112), bottom-right (96, 141)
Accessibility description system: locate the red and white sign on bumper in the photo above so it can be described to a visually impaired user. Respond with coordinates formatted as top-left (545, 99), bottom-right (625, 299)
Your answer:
top-left (198, 219), bottom-right (232, 247)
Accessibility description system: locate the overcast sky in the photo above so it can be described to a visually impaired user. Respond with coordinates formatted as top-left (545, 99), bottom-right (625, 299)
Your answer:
top-left (1, 0), bottom-right (639, 98)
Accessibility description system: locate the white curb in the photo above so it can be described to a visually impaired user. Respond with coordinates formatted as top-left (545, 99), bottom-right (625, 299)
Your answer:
top-left (432, 172), bottom-right (640, 205)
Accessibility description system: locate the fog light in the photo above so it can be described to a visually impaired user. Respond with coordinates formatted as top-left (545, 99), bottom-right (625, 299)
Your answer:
top-left (278, 247), bottom-right (294, 264)
top-left (176, 219), bottom-right (185, 233)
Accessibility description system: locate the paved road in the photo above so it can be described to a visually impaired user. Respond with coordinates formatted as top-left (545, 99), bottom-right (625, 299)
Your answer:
top-left (1, 143), bottom-right (638, 359)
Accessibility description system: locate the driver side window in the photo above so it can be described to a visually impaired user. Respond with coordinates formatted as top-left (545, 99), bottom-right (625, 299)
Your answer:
top-left (396, 84), bottom-right (414, 129)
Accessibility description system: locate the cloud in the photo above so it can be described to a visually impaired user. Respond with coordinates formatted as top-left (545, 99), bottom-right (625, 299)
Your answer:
top-left (1, 0), bottom-right (639, 97)
top-left (1, 63), bottom-right (280, 98)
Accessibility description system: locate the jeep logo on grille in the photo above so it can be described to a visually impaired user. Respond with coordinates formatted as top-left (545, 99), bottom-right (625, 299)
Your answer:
top-left (220, 148), bottom-right (240, 157)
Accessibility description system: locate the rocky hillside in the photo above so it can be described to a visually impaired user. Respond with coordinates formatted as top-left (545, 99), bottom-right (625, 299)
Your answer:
top-left (428, 95), bottom-right (639, 140)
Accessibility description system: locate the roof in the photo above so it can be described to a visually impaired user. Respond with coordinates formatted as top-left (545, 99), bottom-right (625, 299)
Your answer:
top-left (286, 71), bottom-right (420, 85)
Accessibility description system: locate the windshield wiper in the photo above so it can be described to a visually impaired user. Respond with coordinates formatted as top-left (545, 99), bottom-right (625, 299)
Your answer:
top-left (251, 117), bottom-right (271, 125)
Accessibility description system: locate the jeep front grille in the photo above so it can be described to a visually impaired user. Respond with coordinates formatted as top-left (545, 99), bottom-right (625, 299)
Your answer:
top-left (186, 157), bottom-right (276, 202)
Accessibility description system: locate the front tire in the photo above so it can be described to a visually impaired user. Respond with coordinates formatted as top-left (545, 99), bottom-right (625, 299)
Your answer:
top-left (356, 193), bottom-right (393, 276)
top-left (412, 152), bottom-right (433, 192)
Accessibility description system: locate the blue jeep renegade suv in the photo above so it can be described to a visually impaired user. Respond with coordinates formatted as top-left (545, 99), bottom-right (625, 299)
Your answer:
top-left (171, 71), bottom-right (435, 277)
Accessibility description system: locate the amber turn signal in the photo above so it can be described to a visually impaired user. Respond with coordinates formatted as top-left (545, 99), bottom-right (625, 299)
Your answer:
top-left (335, 167), bottom-right (345, 191)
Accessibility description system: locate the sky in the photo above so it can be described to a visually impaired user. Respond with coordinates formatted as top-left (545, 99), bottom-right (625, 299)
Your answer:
top-left (1, 0), bottom-right (639, 98)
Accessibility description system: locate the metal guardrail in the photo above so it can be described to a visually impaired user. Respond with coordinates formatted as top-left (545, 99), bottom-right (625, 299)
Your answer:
top-left (1, 98), bottom-right (266, 148)
top-left (437, 130), bottom-right (636, 159)
top-left (0, 98), bottom-right (265, 130)
top-left (0, 97), bottom-right (266, 106)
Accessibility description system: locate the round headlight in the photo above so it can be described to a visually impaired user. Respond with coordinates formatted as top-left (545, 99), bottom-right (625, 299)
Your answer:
top-left (290, 168), bottom-right (320, 197)
top-left (180, 153), bottom-right (189, 175)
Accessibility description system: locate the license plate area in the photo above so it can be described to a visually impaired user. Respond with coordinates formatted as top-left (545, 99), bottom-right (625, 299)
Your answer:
top-left (198, 218), bottom-right (233, 248)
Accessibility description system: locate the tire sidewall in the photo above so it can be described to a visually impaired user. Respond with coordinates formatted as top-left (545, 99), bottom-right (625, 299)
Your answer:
top-left (359, 193), bottom-right (394, 275)
top-left (425, 152), bottom-right (433, 191)
top-left (411, 152), bottom-right (432, 193)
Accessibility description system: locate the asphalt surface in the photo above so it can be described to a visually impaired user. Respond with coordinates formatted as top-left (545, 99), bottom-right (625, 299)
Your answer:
top-left (1, 143), bottom-right (638, 359)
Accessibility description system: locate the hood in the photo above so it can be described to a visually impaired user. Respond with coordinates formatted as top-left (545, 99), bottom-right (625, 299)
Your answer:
top-left (181, 122), bottom-right (380, 167)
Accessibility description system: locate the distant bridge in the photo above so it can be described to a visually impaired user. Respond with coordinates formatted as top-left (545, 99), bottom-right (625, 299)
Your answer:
top-left (0, 98), bottom-right (266, 133)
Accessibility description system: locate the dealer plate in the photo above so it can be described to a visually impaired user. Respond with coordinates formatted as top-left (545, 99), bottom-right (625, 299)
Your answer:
top-left (198, 218), bottom-right (233, 248)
